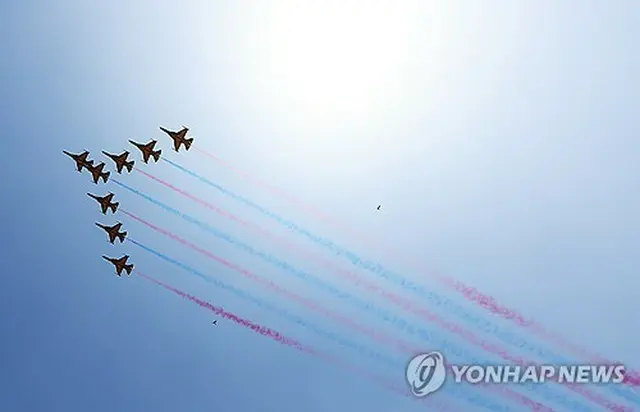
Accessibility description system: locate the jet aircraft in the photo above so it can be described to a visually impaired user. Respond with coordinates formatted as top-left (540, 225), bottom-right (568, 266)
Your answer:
top-left (377, 205), bottom-right (381, 210)
top-left (129, 139), bottom-right (161, 163)
top-left (63, 150), bottom-right (94, 172)
top-left (86, 162), bottom-right (110, 184)
top-left (87, 192), bottom-right (119, 214)
top-left (95, 222), bottom-right (127, 244)
top-left (159, 126), bottom-right (194, 152)
top-left (102, 150), bottom-right (134, 173)
top-left (102, 255), bottom-right (134, 277)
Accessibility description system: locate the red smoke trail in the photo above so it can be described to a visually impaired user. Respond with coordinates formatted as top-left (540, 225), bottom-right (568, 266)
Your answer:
top-left (125, 209), bottom-right (553, 412)
top-left (193, 147), bottom-right (640, 388)
top-left (137, 271), bottom-right (308, 351)
top-left (136, 271), bottom-right (458, 411)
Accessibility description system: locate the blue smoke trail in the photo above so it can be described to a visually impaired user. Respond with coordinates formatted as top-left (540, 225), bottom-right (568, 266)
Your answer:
top-left (127, 238), bottom-right (398, 369)
top-left (127, 237), bottom-right (510, 412)
top-left (114, 179), bottom-right (594, 412)
top-left (160, 158), bottom-right (640, 407)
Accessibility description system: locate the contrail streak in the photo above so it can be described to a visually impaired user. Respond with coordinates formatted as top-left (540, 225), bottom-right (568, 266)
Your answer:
top-left (115, 180), bottom-right (590, 411)
top-left (125, 210), bottom-right (555, 412)
top-left (197, 148), bottom-right (640, 374)
top-left (158, 157), bottom-right (640, 406)
top-left (193, 147), bottom-right (640, 391)
top-left (135, 271), bottom-right (459, 411)
top-left (128, 241), bottom-right (504, 411)
top-left (122, 210), bottom-right (419, 356)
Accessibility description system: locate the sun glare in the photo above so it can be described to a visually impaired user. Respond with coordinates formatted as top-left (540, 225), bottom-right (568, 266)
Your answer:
top-left (266, 2), bottom-right (411, 108)
top-left (195, 1), bottom-right (452, 175)
top-left (253, 1), bottom-right (436, 123)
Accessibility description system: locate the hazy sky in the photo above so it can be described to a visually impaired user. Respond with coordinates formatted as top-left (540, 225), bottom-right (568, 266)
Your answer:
top-left (1, 1), bottom-right (638, 411)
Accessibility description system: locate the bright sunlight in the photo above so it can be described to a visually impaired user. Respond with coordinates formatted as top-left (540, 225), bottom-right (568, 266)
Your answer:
top-left (247, 1), bottom-right (449, 126)
top-left (195, 1), bottom-right (457, 178)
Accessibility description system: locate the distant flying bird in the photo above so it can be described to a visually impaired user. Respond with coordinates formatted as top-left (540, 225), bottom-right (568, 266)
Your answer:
top-left (86, 162), bottom-right (110, 184)
top-left (377, 205), bottom-right (381, 210)
top-left (95, 222), bottom-right (127, 244)
top-left (128, 139), bottom-right (161, 163)
top-left (102, 150), bottom-right (134, 173)
top-left (87, 192), bottom-right (119, 215)
top-left (212, 320), bottom-right (217, 325)
top-left (63, 150), bottom-right (94, 172)
top-left (159, 126), bottom-right (193, 152)
top-left (102, 255), bottom-right (134, 277)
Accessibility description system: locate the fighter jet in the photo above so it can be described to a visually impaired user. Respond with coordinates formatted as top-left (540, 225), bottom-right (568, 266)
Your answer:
top-left (87, 192), bottom-right (119, 214)
top-left (129, 139), bottom-right (162, 163)
top-left (85, 162), bottom-right (110, 184)
top-left (102, 255), bottom-right (134, 277)
top-left (102, 150), bottom-right (134, 174)
top-left (63, 150), bottom-right (94, 172)
top-left (159, 126), bottom-right (194, 152)
top-left (95, 222), bottom-right (127, 244)
top-left (212, 320), bottom-right (217, 325)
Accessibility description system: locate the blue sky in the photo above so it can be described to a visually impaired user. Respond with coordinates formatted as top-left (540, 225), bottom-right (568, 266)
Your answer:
top-left (1, 1), bottom-right (638, 411)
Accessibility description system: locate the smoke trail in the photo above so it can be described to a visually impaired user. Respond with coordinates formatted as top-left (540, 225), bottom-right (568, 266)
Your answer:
top-left (137, 271), bottom-right (307, 350)
top-left (198, 148), bottom-right (640, 378)
top-left (135, 271), bottom-right (459, 412)
top-left (159, 158), bottom-right (640, 399)
top-left (115, 181), bottom-right (598, 412)
top-left (194, 149), bottom-right (640, 391)
top-left (125, 211), bottom-right (555, 411)
top-left (195, 147), bottom-right (638, 388)
top-left (128, 239), bottom-right (514, 412)
top-left (123, 210), bottom-right (416, 355)
top-left (127, 239), bottom-right (400, 370)
top-left (130, 172), bottom-right (633, 410)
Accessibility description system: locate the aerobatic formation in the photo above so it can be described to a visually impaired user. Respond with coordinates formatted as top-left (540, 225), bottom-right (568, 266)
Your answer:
top-left (62, 125), bottom-right (195, 279)
top-left (60, 124), bottom-right (639, 412)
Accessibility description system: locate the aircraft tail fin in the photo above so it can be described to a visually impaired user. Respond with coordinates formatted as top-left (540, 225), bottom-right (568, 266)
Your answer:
top-left (152, 150), bottom-right (162, 162)
top-left (110, 202), bottom-right (119, 214)
top-left (125, 264), bottom-right (133, 276)
top-left (184, 138), bottom-right (193, 150)
top-left (118, 231), bottom-right (127, 243)
top-left (125, 161), bottom-right (134, 173)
